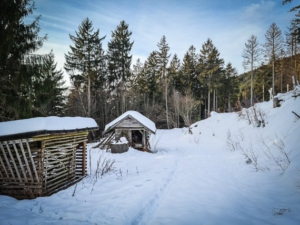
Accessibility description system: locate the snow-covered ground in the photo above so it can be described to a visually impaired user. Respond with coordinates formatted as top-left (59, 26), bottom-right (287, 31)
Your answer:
top-left (1, 88), bottom-right (300, 225)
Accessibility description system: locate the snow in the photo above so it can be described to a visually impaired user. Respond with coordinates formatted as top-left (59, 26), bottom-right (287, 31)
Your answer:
top-left (104, 110), bottom-right (156, 134)
top-left (0, 117), bottom-right (98, 137)
top-left (1, 89), bottom-right (300, 225)
top-left (112, 137), bottom-right (128, 145)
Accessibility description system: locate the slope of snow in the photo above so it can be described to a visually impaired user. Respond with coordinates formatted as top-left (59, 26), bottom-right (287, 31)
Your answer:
top-left (0, 117), bottom-right (98, 137)
top-left (0, 89), bottom-right (300, 225)
top-left (104, 110), bottom-right (156, 134)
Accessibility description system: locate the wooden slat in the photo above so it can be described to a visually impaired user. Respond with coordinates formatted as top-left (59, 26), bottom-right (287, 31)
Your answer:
top-left (19, 141), bottom-right (34, 182)
top-left (0, 146), bottom-right (9, 178)
top-left (12, 141), bottom-right (28, 183)
top-left (5, 143), bottom-right (22, 183)
top-left (25, 140), bottom-right (40, 182)
top-left (34, 131), bottom-right (88, 141)
top-left (0, 142), bottom-right (16, 181)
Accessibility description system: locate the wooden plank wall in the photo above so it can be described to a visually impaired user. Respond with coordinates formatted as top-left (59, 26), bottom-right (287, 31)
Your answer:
top-left (0, 139), bottom-right (42, 199)
top-left (40, 132), bottom-right (87, 196)
top-left (0, 131), bottom-right (88, 199)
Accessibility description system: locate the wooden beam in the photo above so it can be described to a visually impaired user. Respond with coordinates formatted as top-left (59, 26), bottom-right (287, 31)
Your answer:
top-left (0, 142), bottom-right (16, 181)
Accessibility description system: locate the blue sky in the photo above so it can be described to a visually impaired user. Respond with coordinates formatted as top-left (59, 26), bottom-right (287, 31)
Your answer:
top-left (31, 0), bottom-right (298, 86)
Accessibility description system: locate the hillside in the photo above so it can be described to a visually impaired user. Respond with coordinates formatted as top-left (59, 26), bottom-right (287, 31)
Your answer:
top-left (0, 87), bottom-right (300, 225)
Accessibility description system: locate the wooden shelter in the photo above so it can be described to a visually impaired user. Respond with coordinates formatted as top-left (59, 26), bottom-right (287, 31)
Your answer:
top-left (103, 111), bottom-right (156, 152)
top-left (0, 117), bottom-right (98, 199)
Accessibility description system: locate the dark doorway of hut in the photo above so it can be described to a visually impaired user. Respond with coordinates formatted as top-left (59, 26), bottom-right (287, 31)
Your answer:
top-left (131, 130), bottom-right (143, 151)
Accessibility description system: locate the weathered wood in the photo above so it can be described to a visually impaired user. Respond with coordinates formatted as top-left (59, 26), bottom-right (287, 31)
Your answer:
top-left (19, 141), bottom-right (34, 182)
top-left (93, 132), bottom-right (114, 148)
top-left (5, 142), bottom-right (22, 183)
top-left (111, 143), bottom-right (129, 153)
top-left (0, 147), bottom-right (9, 178)
top-left (82, 142), bottom-right (86, 176)
top-left (25, 140), bottom-right (40, 183)
top-left (0, 130), bottom-right (91, 199)
top-left (0, 142), bottom-right (16, 181)
top-left (33, 131), bottom-right (88, 141)
top-left (12, 141), bottom-right (28, 183)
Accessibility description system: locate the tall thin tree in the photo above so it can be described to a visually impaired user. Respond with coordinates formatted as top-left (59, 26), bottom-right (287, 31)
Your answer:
top-left (264, 23), bottom-right (284, 96)
top-left (156, 36), bottom-right (171, 128)
top-left (242, 34), bottom-right (261, 106)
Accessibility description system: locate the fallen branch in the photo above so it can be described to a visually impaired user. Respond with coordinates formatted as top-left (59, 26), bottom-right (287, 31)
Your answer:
top-left (292, 111), bottom-right (300, 119)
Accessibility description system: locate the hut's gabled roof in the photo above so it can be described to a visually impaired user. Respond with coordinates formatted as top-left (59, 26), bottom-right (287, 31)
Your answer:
top-left (0, 117), bottom-right (98, 141)
top-left (104, 111), bottom-right (156, 134)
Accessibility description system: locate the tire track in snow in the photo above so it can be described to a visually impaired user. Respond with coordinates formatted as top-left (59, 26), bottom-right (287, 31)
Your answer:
top-left (131, 150), bottom-right (183, 225)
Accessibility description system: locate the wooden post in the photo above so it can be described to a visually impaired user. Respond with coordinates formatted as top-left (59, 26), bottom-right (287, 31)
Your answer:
top-left (142, 130), bottom-right (146, 151)
top-left (82, 141), bottom-right (86, 176)
top-left (128, 130), bottom-right (132, 147)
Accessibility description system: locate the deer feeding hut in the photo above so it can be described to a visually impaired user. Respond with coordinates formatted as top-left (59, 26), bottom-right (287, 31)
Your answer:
top-left (103, 111), bottom-right (156, 153)
top-left (0, 117), bottom-right (98, 199)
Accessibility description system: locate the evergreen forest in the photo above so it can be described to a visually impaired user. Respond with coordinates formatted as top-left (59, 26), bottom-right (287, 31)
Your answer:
top-left (1, 0), bottom-right (300, 134)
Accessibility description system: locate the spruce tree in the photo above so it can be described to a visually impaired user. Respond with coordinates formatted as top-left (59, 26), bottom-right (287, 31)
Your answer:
top-left (0, 0), bottom-right (47, 120)
top-left (107, 20), bottom-right (134, 113)
top-left (33, 51), bottom-right (67, 116)
top-left (64, 18), bottom-right (105, 117)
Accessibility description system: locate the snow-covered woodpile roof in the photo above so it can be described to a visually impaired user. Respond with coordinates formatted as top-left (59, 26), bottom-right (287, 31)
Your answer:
top-left (104, 111), bottom-right (156, 134)
top-left (0, 117), bottom-right (98, 140)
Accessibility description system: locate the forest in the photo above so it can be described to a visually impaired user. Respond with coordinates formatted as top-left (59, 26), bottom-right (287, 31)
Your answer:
top-left (1, 0), bottom-right (299, 133)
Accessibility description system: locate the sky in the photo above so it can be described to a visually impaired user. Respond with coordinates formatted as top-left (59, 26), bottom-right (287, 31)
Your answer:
top-left (30, 0), bottom-right (298, 87)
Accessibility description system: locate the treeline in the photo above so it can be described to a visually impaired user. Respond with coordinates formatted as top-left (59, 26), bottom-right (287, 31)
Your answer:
top-left (1, 0), bottom-right (300, 132)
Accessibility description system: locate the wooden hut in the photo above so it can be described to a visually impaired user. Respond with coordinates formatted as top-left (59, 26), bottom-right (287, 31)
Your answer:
top-left (103, 111), bottom-right (156, 152)
top-left (0, 117), bottom-right (98, 199)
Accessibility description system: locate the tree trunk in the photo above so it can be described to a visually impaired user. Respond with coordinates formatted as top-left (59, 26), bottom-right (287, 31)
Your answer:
top-left (88, 75), bottom-right (91, 117)
top-left (272, 60), bottom-right (276, 96)
top-left (208, 89), bottom-right (210, 116)
top-left (213, 89), bottom-right (216, 111)
top-left (165, 79), bottom-right (169, 129)
top-left (228, 93), bottom-right (231, 112)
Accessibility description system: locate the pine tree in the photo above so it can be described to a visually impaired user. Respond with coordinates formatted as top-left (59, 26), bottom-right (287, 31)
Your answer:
top-left (0, 0), bottom-right (47, 120)
top-left (264, 23), bottom-right (284, 96)
top-left (64, 18), bottom-right (105, 117)
top-left (107, 20), bottom-right (134, 113)
top-left (156, 36), bottom-right (171, 128)
top-left (242, 34), bottom-right (261, 106)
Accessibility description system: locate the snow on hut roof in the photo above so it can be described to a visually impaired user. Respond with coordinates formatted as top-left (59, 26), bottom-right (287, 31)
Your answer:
top-left (0, 117), bottom-right (98, 140)
top-left (104, 111), bottom-right (156, 134)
